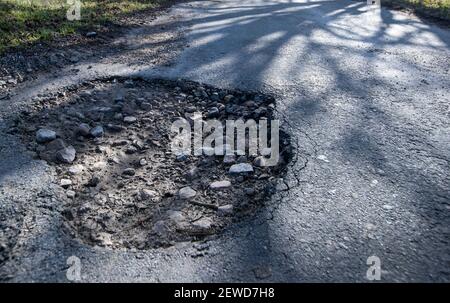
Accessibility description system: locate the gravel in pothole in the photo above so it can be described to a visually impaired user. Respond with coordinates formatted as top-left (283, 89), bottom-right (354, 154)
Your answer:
top-left (11, 78), bottom-right (292, 249)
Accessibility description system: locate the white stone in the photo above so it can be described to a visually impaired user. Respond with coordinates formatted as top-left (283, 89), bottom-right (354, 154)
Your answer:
top-left (66, 190), bottom-right (76, 198)
top-left (68, 164), bottom-right (84, 175)
top-left (217, 204), bottom-right (233, 216)
top-left (223, 154), bottom-right (236, 164)
top-left (210, 180), bottom-right (231, 190)
top-left (178, 186), bottom-right (197, 199)
top-left (229, 163), bottom-right (253, 174)
top-left (192, 217), bottom-right (213, 230)
top-left (123, 116), bottom-right (137, 123)
top-left (60, 179), bottom-right (72, 188)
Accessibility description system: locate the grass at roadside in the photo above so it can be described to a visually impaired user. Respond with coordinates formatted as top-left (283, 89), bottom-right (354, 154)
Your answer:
top-left (0, 0), bottom-right (167, 54)
top-left (383, 0), bottom-right (450, 22)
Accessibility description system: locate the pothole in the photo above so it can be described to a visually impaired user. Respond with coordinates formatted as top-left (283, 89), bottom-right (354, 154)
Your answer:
top-left (11, 78), bottom-right (292, 249)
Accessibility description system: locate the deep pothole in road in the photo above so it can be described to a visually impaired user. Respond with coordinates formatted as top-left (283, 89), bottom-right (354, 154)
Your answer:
top-left (11, 78), bottom-right (292, 250)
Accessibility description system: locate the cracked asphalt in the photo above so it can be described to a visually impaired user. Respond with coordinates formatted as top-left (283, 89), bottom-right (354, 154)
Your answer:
top-left (1, 0), bottom-right (449, 282)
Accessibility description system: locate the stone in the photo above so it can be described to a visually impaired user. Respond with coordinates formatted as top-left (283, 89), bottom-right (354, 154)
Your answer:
top-left (229, 163), bottom-right (253, 174)
top-left (109, 157), bottom-right (120, 164)
top-left (68, 164), bottom-right (84, 175)
top-left (90, 125), bottom-right (104, 137)
top-left (124, 116), bottom-right (137, 123)
top-left (60, 179), bottom-right (72, 188)
top-left (56, 146), bottom-right (76, 164)
top-left (210, 92), bottom-right (220, 101)
top-left (178, 186), bottom-right (196, 199)
top-left (140, 189), bottom-right (158, 200)
top-left (132, 140), bottom-right (144, 150)
top-left (206, 107), bottom-right (220, 118)
top-left (258, 173), bottom-right (270, 180)
top-left (76, 123), bottom-right (91, 137)
top-left (192, 217), bottom-right (213, 233)
top-left (66, 190), bottom-right (76, 199)
top-left (40, 139), bottom-right (65, 158)
top-left (223, 154), bottom-right (236, 164)
top-left (135, 202), bottom-right (148, 209)
top-left (217, 204), bottom-right (233, 216)
top-left (122, 168), bottom-right (136, 176)
top-left (193, 242), bottom-right (210, 251)
top-left (36, 129), bottom-right (56, 143)
top-left (210, 180), bottom-right (231, 190)
top-left (86, 31), bottom-right (97, 37)
top-left (139, 158), bottom-right (147, 166)
top-left (253, 156), bottom-right (266, 167)
top-left (382, 204), bottom-right (394, 210)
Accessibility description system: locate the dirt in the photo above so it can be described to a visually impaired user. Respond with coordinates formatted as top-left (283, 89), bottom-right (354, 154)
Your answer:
top-left (0, 0), bottom-right (185, 100)
top-left (9, 77), bottom-right (292, 250)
